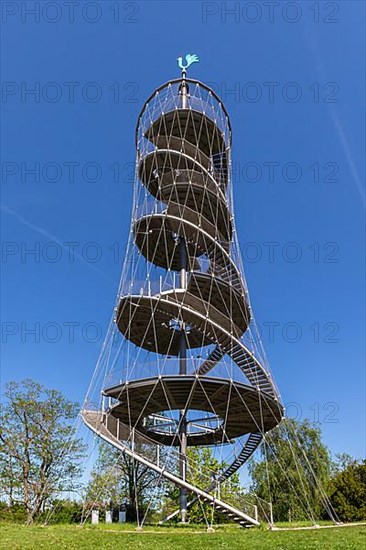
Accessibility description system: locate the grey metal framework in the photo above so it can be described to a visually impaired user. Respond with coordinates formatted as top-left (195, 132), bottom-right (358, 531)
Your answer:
top-left (82, 72), bottom-right (284, 527)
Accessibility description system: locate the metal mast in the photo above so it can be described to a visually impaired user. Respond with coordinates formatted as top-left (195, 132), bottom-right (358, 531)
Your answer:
top-left (178, 65), bottom-right (189, 522)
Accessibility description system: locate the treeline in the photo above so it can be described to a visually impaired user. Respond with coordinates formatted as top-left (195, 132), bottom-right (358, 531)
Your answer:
top-left (0, 500), bottom-right (83, 524)
top-left (0, 379), bottom-right (365, 524)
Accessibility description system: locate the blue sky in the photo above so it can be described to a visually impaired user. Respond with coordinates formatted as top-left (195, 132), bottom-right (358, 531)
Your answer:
top-left (1, 1), bottom-right (365, 461)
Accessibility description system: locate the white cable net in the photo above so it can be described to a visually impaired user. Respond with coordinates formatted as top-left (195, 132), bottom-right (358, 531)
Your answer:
top-left (82, 77), bottom-right (285, 527)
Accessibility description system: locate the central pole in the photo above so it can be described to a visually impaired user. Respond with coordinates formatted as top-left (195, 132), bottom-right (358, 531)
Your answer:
top-left (178, 69), bottom-right (188, 523)
top-left (178, 237), bottom-right (188, 523)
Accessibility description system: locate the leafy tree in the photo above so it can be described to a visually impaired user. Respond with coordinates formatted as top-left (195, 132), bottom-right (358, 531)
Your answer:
top-left (330, 453), bottom-right (355, 476)
top-left (248, 419), bottom-right (331, 522)
top-left (0, 379), bottom-right (85, 523)
top-left (85, 441), bottom-right (166, 521)
top-left (327, 457), bottom-right (366, 521)
top-left (162, 447), bottom-right (247, 524)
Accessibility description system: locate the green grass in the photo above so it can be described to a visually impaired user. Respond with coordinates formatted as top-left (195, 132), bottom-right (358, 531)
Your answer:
top-left (0, 522), bottom-right (365, 549)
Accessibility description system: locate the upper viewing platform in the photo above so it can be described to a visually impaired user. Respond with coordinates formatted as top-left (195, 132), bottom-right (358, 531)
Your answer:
top-left (135, 79), bottom-right (232, 192)
top-left (136, 77), bottom-right (232, 149)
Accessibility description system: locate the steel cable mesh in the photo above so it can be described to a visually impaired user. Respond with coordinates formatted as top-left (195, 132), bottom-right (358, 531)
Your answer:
top-left (82, 77), bottom-right (284, 527)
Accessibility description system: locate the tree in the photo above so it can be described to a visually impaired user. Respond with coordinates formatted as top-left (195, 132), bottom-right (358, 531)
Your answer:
top-left (248, 419), bottom-right (331, 522)
top-left (0, 379), bottom-right (85, 523)
top-left (162, 447), bottom-right (247, 524)
top-left (85, 441), bottom-right (166, 521)
top-left (327, 457), bottom-right (366, 521)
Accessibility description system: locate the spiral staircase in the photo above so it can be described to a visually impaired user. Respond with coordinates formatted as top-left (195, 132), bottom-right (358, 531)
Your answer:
top-left (82, 71), bottom-right (284, 527)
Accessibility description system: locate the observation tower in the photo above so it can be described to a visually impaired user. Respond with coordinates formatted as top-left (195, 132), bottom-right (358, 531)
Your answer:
top-left (82, 56), bottom-right (284, 527)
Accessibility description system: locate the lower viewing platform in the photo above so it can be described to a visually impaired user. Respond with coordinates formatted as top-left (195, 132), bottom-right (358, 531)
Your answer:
top-left (102, 375), bottom-right (283, 446)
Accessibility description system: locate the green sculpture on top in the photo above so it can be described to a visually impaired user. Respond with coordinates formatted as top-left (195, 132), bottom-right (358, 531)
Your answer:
top-left (177, 54), bottom-right (199, 73)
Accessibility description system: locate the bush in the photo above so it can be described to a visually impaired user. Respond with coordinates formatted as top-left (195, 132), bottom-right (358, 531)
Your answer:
top-left (0, 502), bottom-right (27, 523)
top-left (41, 500), bottom-right (84, 524)
top-left (0, 500), bottom-right (84, 524)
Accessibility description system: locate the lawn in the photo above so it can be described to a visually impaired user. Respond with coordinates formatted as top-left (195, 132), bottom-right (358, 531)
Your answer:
top-left (0, 523), bottom-right (365, 550)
